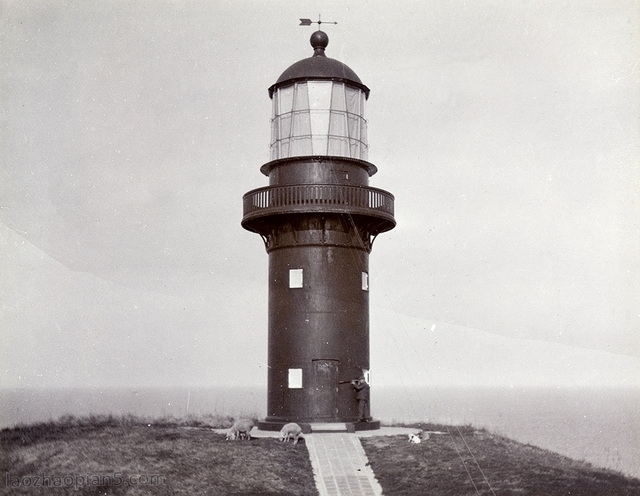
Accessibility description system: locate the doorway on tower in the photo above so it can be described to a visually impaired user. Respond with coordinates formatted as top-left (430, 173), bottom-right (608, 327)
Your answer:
top-left (311, 359), bottom-right (339, 419)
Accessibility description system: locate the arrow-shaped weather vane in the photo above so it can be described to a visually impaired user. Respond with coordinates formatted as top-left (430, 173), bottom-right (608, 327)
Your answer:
top-left (299, 14), bottom-right (337, 28)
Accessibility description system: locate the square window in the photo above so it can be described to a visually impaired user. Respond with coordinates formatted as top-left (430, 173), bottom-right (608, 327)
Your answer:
top-left (362, 272), bottom-right (369, 291)
top-left (288, 368), bottom-right (303, 389)
top-left (289, 268), bottom-right (303, 288)
top-left (362, 369), bottom-right (370, 384)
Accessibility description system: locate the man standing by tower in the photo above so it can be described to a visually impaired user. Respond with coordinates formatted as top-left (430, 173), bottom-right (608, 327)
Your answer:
top-left (352, 377), bottom-right (370, 422)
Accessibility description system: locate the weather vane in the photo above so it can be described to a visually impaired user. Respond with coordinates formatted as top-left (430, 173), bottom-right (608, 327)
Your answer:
top-left (299, 14), bottom-right (337, 28)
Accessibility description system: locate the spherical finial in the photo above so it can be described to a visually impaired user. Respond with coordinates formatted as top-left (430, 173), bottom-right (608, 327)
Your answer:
top-left (310, 30), bottom-right (329, 55)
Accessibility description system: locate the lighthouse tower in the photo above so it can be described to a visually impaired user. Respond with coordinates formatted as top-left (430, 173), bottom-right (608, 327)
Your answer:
top-left (242, 30), bottom-right (395, 431)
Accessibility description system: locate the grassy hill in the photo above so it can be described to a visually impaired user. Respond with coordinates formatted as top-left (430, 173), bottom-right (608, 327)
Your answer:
top-left (2, 415), bottom-right (639, 495)
top-left (362, 423), bottom-right (640, 496)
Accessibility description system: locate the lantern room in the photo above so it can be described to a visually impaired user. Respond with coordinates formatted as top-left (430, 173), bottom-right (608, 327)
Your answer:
top-left (267, 30), bottom-right (370, 161)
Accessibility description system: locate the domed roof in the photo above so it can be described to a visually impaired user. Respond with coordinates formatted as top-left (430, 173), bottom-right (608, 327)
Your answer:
top-left (268, 31), bottom-right (370, 99)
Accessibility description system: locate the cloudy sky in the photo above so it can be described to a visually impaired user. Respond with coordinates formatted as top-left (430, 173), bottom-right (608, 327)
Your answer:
top-left (1, 0), bottom-right (639, 391)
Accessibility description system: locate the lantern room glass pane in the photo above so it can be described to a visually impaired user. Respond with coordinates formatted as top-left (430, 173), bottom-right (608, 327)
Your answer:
top-left (312, 136), bottom-right (328, 155)
top-left (271, 117), bottom-right (278, 143)
top-left (292, 111), bottom-right (311, 136)
top-left (278, 85), bottom-right (294, 114)
top-left (360, 120), bottom-right (368, 146)
top-left (279, 139), bottom-right (290, 158)
top-left (329, 112), bottom-right (348, 137)
top-left (308, 81), bottom-right (332, 109)
top-left (293, 82), bottom-right (309, 111)
top-left (270, 82), bottom-right (368, 160)
top-left (328, 137), bottom-right (349, 156)
top-left (290, 136), bottom-right (312, 156)
top-left (331, 83), bottom-right (347, 111)
top-left (349, 139), bottom-right (360, 158)
top-left (347, 114), bottom-right (359, 139)
top-left (310, 111), bottom-right (330, 140)
top-left (280, 113), bottom-right (292, 139)
top-left (345, 86), bottom-right (360, 114)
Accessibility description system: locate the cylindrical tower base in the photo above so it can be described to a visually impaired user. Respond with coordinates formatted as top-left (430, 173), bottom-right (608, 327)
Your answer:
top-left (264, 214), bottom-right (372, 424)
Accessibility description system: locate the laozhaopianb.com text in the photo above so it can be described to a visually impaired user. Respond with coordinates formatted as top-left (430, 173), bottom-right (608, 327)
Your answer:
top-left (5, 472), bottom-right (166, 490)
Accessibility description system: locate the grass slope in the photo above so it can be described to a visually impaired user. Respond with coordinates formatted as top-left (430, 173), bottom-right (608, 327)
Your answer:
top-left (2, 416), bottom-right (640, 495)
top-left (1, 415), bottom-right (316, 496)
top-left (363, 423), bottom-right (640, 496)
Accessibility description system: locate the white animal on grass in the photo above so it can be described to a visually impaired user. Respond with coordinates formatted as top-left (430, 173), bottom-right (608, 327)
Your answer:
top-left (226, 418), bottom-right (254, 441)
top-left (408, 430), bottom-right (430, 443)
top-left (279, 423), bottom-right (302, 444)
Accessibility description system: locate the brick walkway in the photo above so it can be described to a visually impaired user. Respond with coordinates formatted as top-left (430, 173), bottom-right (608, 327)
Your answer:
top-left (216, 425), bottom-right (421, 495)
top-left (305, 433), bottom-right (384, 496)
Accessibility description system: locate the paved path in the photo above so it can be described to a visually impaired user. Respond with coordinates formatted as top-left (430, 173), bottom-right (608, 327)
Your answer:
top-left (305, 433), bottom-right (384, 496)
top-left (214, 425), bottom-right (422, 495)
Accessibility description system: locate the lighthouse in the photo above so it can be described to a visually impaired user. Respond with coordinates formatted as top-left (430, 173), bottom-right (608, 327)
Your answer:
top-left (242, 29), bottom-right (395, 431)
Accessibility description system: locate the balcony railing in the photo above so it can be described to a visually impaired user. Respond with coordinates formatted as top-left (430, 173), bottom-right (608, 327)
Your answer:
top-left (242, 184), bottom-right (395, 229)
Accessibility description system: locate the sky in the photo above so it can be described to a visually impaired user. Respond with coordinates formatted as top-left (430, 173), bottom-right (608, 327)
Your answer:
top-left (1, 0), bottom-right (639, 392)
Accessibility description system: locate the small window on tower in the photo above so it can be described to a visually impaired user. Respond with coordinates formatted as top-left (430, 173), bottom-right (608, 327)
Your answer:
top-left (288, 368), bottom-right (303, 389)
top-left (362, 369), bottom-right (370, 384)
top-left (289, 268), bottom-right (303, 288)
top-left (362, 272), bottom-right (369, 291)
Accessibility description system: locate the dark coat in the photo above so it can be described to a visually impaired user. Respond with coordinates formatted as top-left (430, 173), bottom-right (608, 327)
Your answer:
top-left (353, 380), bottom-right (370, 400)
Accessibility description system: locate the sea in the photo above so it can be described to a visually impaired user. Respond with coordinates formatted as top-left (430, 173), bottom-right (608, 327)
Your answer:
top-left (1, 385), bottom-right (638, 479)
